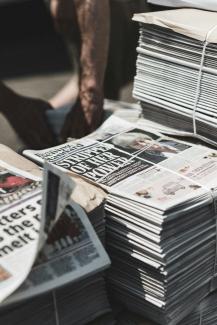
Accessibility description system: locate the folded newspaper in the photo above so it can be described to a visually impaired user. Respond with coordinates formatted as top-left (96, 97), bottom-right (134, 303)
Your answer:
top-left (23, 115), bottom-right (217, 324)
top-left (0, 146), bottom-right (111, 324)
top-left (133, 9), bottom-right (217, 147)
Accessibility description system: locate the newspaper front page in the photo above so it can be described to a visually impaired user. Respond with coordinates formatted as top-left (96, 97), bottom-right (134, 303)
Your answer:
top-left (24, 116), bottom-right (214, 211)
top-left (4, 163), bottom-right (110, 305)
top-left (0, 161), bottom-right (42, 303)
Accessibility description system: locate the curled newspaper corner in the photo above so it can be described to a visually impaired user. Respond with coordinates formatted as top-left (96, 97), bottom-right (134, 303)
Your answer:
top-left (42, 162), bottom-right (76, 234)
top-left (0, 160), bottom-right (43, 303)
top-left (3, 163), bottom-right (110, 305)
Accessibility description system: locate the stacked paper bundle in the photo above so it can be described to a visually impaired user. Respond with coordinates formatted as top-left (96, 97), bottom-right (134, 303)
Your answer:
top-left (1, 274), bottom-right (111, 324)
top-left (0, 146), bottom-right (111, 325)
top-left (0, 276), bottom-right (110, 325)
top-left (105, 167), bottom-right (217, 324)
top-left (23, 115), bottom-right (217, 325)
top-left (133, 9), bottom-right (217, 146)
top-left (117, 290), bottom-right (217, 325)
top-left (182, 290), bottom-right (217, 325)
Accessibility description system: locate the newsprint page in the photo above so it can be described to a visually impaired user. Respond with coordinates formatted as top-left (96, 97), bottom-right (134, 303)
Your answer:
top-left (0, 160), bottom-right (110, 306)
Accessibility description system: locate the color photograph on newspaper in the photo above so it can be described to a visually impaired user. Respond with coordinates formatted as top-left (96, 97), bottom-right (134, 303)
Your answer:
top-left (0, 265), bottom-right (11, 283)
top-left (0, 164), bottom-right (41, 208)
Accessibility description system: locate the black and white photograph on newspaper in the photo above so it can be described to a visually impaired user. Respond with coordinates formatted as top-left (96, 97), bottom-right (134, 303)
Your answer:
top-left (106, 129), bottom-right (191, 164)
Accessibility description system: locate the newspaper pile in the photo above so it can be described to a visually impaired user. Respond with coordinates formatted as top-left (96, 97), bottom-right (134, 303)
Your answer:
top-left (132, 9), bottom-right (217, 146)
top-left (23, 115), bottom-right (217, 324)
top-left (182, 290), bottom-right (217, 325)
top-left (0, 146), bottom-right (111, 325)
top-left (118, 290), bottom-right (217, 325)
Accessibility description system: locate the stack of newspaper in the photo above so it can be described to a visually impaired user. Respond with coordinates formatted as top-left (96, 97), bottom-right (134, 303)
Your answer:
top-left (1, 276), bottom-right (110, 325)
top-left (118, 290), bottom-right (217, 325)
top-left (133, 9), bottom-right (217, 146)
top-left (23, 115), bottom-right (217, 324)
top-left (182, 290), bottom-right (217, 325)
top-left (0, 146), bottom-right (111, 325)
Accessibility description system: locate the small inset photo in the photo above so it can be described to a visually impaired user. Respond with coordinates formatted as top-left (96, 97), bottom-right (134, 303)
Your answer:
top-left (0, 265), bottom-right (11, 282)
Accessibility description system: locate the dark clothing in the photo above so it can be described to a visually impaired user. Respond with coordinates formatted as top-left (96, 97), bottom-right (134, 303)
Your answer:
top-left (104, 0), bottom-right (168, 99)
